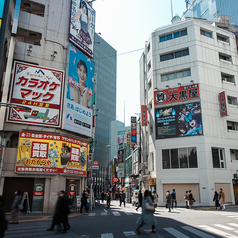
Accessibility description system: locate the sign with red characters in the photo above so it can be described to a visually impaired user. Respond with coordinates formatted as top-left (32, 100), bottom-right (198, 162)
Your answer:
top-left (219, 91), bottom-right (228, 117)
top-left (154, 84), bottom-right (200, 105)
top-left (141, 105), bottom-right (147, 126)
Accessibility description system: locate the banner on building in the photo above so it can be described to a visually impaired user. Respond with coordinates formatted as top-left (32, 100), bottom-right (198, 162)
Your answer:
top-left (141, 105), bottom-right (147, 126)
top-left (16, 131), bottom-right (88, 176)
top-left (155, 101), bottom-right (203, 139)
top-left (126, 131), bottom-right (131, 146)
top-left (132, 149), bottom-right (139, 175)
top-left (147, 178), bottom-right (156, 186)
top-left (219, 91), bottom-right (228, 117)
top-left (131, 116), bottom-right (136, 147)
top-left (69, 0), bottom-right (95, 58)
top-left (118, 135), bottom-right (124, 150)
top-left (154, 84), bottom-right (200, 105)
top-left (63, 44), bottom-right (94, 137)
top-left (8, 62), bottom-right (64, 127)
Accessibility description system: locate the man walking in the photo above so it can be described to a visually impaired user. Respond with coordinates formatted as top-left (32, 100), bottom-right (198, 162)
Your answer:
top-left (171, 189), bottom-right (177, 209)
top-left (120, 191), bottom-right (126, 207)
top-left (219, 188), bottom-right (225, 210)
top-left (136, 190), bottom-right (142, 211)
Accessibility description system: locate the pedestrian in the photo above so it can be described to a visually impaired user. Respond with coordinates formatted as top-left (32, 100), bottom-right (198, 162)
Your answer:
top-left (153, 191), bottom-right (159, 208)
top-left (10, 189), bottom-right (22, 224)
top-left (0, 195), bottom-right (7, 238)
top-left (136, 190), bottom-right (156, 234)
top-left (136, 190), bottom-right (143, 211)
top-left (171, 189), bottom-right (177, 209)
top-left (188, 190), bottom-right (195, 209)
top-left (106, 191), bottom-right (111, 208)
top-left (80, 190), bottom-right (88, 213)
top-left (166, 190), bottom-right (172, 212)
top-left (213, 191), bottom-right (219, 209)
top-left (47, 190), bottom-right (71, 233)
top-left (120, 191), bottom-right (126, 207)
top-left (218, 188), bottom-right (225, 210)
top-left (101, 191), bottom-right (105, 203)
top-left (184, 191), bottom-right (189, 209)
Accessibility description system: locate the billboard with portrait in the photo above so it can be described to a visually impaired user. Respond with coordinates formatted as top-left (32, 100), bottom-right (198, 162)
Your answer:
top-left (155, 101), bottom-right (203, 139)
top-left (7, 61), bottom-right (64, 127)
top-left (16, 131), bottom-right (88, 176)
top-left (69, 0), bottom-right (95, 58)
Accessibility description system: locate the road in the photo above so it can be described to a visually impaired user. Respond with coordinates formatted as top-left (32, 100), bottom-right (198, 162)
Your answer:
top-left (4, 200), bottom-right (238, 238)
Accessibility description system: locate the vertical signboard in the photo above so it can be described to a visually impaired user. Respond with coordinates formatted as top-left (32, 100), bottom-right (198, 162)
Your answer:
top-left (0, 0), bottom-right (6, 28)
top-left (131, 117), bottom-right (136, 148)
top-left (63, 44), bottom-right (94, 137)
top-left (141, 105), bottom-right (147, 126)
top-left (219, 91), bottom-right (228, 117)
top-left (7, 62), bottom-right (64, 127)
top-left (69, 0), bottom-right (95, 58)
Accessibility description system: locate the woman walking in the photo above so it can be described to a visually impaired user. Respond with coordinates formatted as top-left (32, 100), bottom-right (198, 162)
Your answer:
top-left (136, 190), bottom-right (156, 234)
top-left (213, 191), bottom-right (219, 209)
top-left (166, 190), bottom-right (172, 212)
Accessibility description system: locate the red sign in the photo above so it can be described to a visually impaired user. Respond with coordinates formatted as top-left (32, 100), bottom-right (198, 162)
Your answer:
top-left (219, 91), bottom-right (228, 117)
top-left (113, 178), bottom-right (118, 182)
top-left (154, 84), bottom-right (200, 105)
top-left (70, 146), bottom-right (80, 162)
top-left (68, 191), bottom-right (76, 196)
top-left (31, 142), bottom-right (48, 159)
top-left (141, 105), bottom-right (147, 126)
top-left (88, 153), bottom-right (92, 161)
top-left (33, 191), bottom-right (44, 196)
top-left (93, 161), bottom-right (98, 166)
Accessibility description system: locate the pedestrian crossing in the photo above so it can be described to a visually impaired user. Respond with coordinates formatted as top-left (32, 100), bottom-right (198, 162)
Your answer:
top-left (4, 222), bottom-right (238, 238)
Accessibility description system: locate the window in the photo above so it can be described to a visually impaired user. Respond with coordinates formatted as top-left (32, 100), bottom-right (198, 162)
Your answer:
top-left (148, 61), bottom-right (151, 71)
top-left (230, 149), bottom-right (238, 161)
top-left (160, 49), bottom-right (189, 62)
top-left (161, 69), bottom-right (191, 82)
top-left (212, 148), bottom-right (225, 168)
top-left (219, 53), bottom-right (232, 63)
top-left (221, 73), bottom-right (235, 84)
top-left (200, 29), bottom-right (212, 38)
top-left (160, 29), bottom-right (187, 42)
top-left (227, 96), bottom-right (237, 105)
top-left (16, 28), bottom-right (42, 46)
top-left (227, 121), bottom-right (238, 131)
top-left (148, 81), bottom-right (151, 90)
top-left (20, 0), bottom-right (45, 17)
top-left (217, 33), bottom-right (229, 44)
top-left (162, 147), bottom-right (198, 169)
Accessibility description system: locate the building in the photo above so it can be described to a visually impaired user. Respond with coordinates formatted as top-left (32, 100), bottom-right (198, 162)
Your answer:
top-left (0, 0), bottom-right (116, 212)
top-left (182, 0), bottom-right (238, 25)
top-left (140, 18), bottom-right (238, 206)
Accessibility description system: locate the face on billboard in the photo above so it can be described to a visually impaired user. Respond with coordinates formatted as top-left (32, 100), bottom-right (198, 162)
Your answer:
top-left (155, 101), bottom-right (203, 139)
top-left (69, 0), bottom-right (95, 58)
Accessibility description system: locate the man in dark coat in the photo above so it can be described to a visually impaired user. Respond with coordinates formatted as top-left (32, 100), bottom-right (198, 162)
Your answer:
top-left (136, 190), bottom-right (142, 211)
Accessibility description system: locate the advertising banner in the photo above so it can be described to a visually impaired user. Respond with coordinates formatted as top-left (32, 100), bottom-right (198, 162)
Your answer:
top-left (63, 44), bottom-right (94, 137)
top-left (8, 62), bottom-right (64, 127)
top-left (16, 131), bottom-right (88, 176)
top-left (69, 0), bottom-right (95, 58)
top-left (0, 0), bottom-right (6, 27)
top-left (141, 105), bottom-right (147, 126)
top-left (155, 101), bottom-right (203, 139)
top-left (154, 84), bottom-right (199, 105)
top-left (118, 135), bottom-right (124, 150)
top-left (219, 91), bottom-right (228, 117)
top-left (131, 117), bottom-right (136, 148)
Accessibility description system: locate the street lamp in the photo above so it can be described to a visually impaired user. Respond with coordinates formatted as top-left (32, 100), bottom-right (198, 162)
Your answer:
top-left (0, 102), bottom-right (32, 180)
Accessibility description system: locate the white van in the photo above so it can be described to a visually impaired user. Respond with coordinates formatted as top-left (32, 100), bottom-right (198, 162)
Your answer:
top-left (132, 189), bottom-right (139, 206)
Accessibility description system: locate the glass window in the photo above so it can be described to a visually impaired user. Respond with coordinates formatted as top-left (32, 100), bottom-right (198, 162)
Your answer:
top-left (212, 148), bottom-right (225, 168)
top-left (166, 34), bottom-right (173, 40)
top-left (189, 147), bottom-right (198, 168)
top-left (160, 36), bottom-right (165, 42)
top-left (174, 31), bottom-right (180, 38)
top-left (181, 29), bottom-right (187, 36)
top-left (179, 148), bottom-right (188, 168)
top-left (162, 150), bottom-right (170, 169)
top-left (161, 53), bottom-right (174, 62)
top-left (162, 69), bottom-right (191, 82)
top-left (206, 31), bottom-right (212, 38)
top-left (171, 149), bottom-right (179, 168)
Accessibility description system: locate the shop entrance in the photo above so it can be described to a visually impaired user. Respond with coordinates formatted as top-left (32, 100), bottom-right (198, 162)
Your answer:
top-left (32, 178), bottom-right (45, 212)
top-left (3, 177), bottom-right (34, 212)
top-left (66, 179), bottom-right (80, 210)
top-left (233, 181), bottom-right (238, 204)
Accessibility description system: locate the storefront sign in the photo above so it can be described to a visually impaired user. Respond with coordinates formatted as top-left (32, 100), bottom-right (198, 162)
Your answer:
top-left (68, 191), bottom-right (76, 196)
top-left (16, 131), bottom-right (88, 176)
top-left (155, 101), bottom-right (203, 139)
top-left (141, 105), bottom-right (147, 126)
top-left (147, 178), bottom-right (156, 186)
top-left (8, 61), bottom-right (64, 127)
top-left (33, 191), bottom-right (44, 196)
top-left (69, 0), bottom-right (95, 58)
top-left (154, 84), bottom-right (199, 105)
top-left (219, 91), bottom-right (228, 117)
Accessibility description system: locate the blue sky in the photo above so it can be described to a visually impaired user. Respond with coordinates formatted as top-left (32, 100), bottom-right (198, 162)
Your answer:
top-left (92, 0), bottom-right (187, 126)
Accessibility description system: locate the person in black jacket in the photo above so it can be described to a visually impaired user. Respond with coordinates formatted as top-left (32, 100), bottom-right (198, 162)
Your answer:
top-left (213, 191), bottom-right (219, 209)
top-left (10, 190), bottom-right (21, 224)
top-left (136, 190), bottom-right (143, 211)
top-left (0, 195), bottom-right (7, 238)
top-left (171, 189), bottom-right (177, 209)
top-left (80, 190), bottom-right (88, 213)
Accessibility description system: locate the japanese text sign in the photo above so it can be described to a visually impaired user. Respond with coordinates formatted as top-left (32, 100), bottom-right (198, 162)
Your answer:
top-left (8, 62), bottom-right (64, 127)
top-left (131, 117), bottom-right (136, 148)
top-left (141, 105), bottom-right (147, 126)
top-left (219, 91), bottom-right (228, 117)
top-left (16, 131), bottom-right (88, 176)
top-left (154, 84), bottom-right (200, 105)
top-left (69, 0), bottom-right (95, 58)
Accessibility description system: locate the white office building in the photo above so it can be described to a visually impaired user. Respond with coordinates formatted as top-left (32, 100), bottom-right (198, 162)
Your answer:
top-left (140, 18), bottom-right (238, 206)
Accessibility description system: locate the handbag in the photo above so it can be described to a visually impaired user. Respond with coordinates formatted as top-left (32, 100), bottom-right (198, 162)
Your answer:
top-left (18, 204), bottom-right (24, 210)
top-left (145, 202), bottom-right (155, 211)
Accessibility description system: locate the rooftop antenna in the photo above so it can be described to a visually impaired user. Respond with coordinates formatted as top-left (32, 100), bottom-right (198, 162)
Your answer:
top-left (171, 0), bottom-right (174, 19)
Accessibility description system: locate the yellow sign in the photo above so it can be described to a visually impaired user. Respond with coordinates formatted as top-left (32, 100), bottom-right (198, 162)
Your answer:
top-left (16, 131), bottom-right (88, 176)
top-left (147, 178), bottom-right (156, 186)
top-left (111, 164), bottom-right (114, 174)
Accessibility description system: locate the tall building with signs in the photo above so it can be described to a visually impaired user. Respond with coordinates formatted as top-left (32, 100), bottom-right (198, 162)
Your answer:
top-left (0, 0), bottom-right (116, 213)
top-left (140, 18), bottom-right (238, 206)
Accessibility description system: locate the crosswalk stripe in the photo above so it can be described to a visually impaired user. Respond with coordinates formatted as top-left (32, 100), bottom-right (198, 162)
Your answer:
top-left (214, 224), bottom-right (235, 230)
top-left (228, 223), bottom-right (238, 228)
top-left (123, 231), bottom-right (136, 236)
top-left (101, 212), bottom-right (108, 216)
top-left (182, 226), bottom-right (215, 238)
top-left (89, 213), bottom-right (95, 216)
top-left (124, 212), bottom-right (133, 215)
top-left (112, 211), bottom-right (121, 216)
top-left (164, 227), bottom-right (190, 238)
top-left (101, 233), bottom-right (114, 238)
top-left (198, 225), bottom-right (237, 238)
